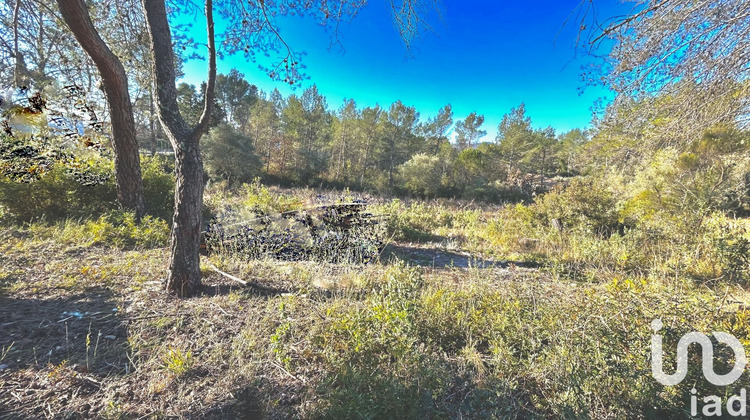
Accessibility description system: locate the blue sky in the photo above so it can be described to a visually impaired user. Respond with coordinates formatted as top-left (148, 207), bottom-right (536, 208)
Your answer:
top-left (180, 0), bottom-right (629, 140)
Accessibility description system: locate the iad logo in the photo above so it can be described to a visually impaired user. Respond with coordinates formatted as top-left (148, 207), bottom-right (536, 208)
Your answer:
top-left (650, 319), bottom-right (746, 386)
top-left (651, 319), bottom-right (749, 417)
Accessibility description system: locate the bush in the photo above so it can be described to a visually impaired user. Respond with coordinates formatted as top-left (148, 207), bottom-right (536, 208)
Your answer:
top-left (0, 132), bottom-right (174, 223)
top-left (710, 219), bottom-right (750, 285)
top-left (397, 153), bottom-right (445, 197)
top-left (0, 158), bottom-right (117, 223)
top-left (141, 155), bottom-right (175, 221)
top-left (533, 177), bottom-right (620, 236)
top-left (376, 199), bottom-right (456, 242)
top-left (202, 124), bottom-right (262, 187)
top-left (241, 179), bottom-right (302, 214)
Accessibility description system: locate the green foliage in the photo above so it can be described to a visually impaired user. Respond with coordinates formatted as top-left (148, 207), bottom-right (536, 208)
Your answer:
top-left (202, 123), bottom-right (262, 186)
top-left (28, 211), bottom-right (170, 249)
top-left (0, 154), bottom-right (117, 223)
top-left (176, 82), bottom-right (225, 127)
top-left (299, 264), bottom-right (750, 418)
top-left (453, 145), bottom-right (501, 189)
top-left (484, 203), bottom-right (540, 257)
top-left (714, 222), bottom-right (750, 285)
top-left (281, 86), bottom-right (332, 181)
top-left (163, 346), bottom-right (194, 376)
top-left (0, 135), bottom-right (174, 224)
top-left (241, 178), bottom-right (303, 214)
top-left (215, 69), bottom-right (258, 126)
top-left (397, 153), bottom-right (444, 197)
top-left (454, 111), bottom-right (486, 150)
top-left (618, 140), bottom-right (749, 247)
top-left (227, 82), bottom-right (584, 202)
top-left (533, 177), bottom-right (620, 236)
top-left (377, 199), bottom-right (455, 242)
top-left (141, 155), bottom-right (175, 221)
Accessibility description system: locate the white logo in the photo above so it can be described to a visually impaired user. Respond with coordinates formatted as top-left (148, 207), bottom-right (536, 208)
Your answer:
top-left (651, 319), bottom-right (747, 386)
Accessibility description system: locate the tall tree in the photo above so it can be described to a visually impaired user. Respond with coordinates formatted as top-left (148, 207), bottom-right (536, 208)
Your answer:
top-left (558, 128), bottom-right (588, 174)
top-left (421, 104), bottom-right (453, 154)
top-left (380, 101), bottom-right (421, 187)
top-left (330, 99), bottom-right (359, 183)
top-left (203, 123), bottom-right (261, 186)
top-left (215, 68), bottom-right (257, 127)
top-left (142, 0), bottom-right (216, 296)
top-left (299, 85), bottom-right (331, 180)
top-left (455, 112), bottom-right (485, 151)
top-left (357, 105), bottom-right (383, 186)
top-left (56, 0), bottom-right (146, 217)
top-left (496, 104), bottom-right (534, 172)
top-left (0, 0), bottom-right (78, 88)
top-left (176, 82), bottom-right (225, 127)
top-left (524, 127), bottom-right (559, 179)
top-left (246, 91), bottom-right (282, 174)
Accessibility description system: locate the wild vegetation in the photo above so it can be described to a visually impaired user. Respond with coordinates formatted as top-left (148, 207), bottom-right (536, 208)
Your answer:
top-left (2, 0), bottom-right (750, 418)
top-left (1, 177), bottom-right (750, 417)
top-left (1, 119), bottom-right (749, 417)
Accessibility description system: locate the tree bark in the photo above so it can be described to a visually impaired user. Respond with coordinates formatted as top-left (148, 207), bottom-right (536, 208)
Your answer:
top-left (56, 0), bottom-right (146, 218)
top-left (142, 0), bottom-right (215, 297)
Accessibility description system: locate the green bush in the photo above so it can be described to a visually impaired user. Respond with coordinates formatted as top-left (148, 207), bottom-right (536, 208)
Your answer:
top-left (376, 199), bottom-right (456, 242)
top-left (202, 124), bottom-right (262, 187)
top-left (397, 153), bottom-right (445, 198)
top-left (533, 177), bottom-right (620, 236)
top-left (241, 179), bottom-right (303, 214)
top-left (0, 134), bottom-right (174, 224)
top-left (0, 160), bottom-right (117, 223)
top-left (141, 155), bottom-right (175, 221)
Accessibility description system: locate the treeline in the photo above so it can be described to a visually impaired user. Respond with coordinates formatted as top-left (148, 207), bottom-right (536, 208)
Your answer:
top-left (165, 69), bottom-right (588, 201)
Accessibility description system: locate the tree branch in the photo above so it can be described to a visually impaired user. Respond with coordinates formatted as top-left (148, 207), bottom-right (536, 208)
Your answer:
top-left (193, 0), bottom-right (216, 137)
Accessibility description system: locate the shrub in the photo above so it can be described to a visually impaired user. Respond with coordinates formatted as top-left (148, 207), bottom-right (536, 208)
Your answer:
top-left (241, 179), bottom-right (302, 214)
top-left (0, 159), bottom-right (117, 223)
top-left (533, 177), bottom-right (620, 236)
top-left (397, 153), bottom-right (444, 197)
top-left (141, 155), bottom-right (175, 221)
top-left (711, 220), bottom-right (750, 285)
top-left (375, 199), bottom-right (456, 242)
top-left (202, 124), bottom-right (262, 187)
top-left (0, 134), bottom-right (175, 224)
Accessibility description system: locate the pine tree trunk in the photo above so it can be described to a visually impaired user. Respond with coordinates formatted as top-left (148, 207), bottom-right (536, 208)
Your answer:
top-left (166, 136), bottom-right (204, 296)
top-left (57, 0), bottom-right (146, 219)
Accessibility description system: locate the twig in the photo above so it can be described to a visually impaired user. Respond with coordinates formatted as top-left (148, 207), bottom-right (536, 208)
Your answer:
top-left (207, 263), bottom-right (289, 294)
top-left (207, 263), bottom-right (247, 285)
top-left (715, 286), bottom-right (730, 317)
top-left (211, 302), bottom-right (231, 317)
top-left (124, 314), bottom-right (186, 321)
top-left (271, 360), bottom-right (304, 383)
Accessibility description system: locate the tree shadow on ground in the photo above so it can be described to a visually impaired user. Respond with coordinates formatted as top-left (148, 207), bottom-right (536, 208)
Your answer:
top-left (0, 286), bottom-right (128, 373)
top-left (0, 286), bottom-right (130, 418)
